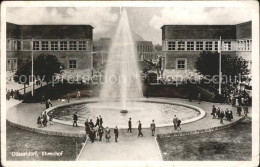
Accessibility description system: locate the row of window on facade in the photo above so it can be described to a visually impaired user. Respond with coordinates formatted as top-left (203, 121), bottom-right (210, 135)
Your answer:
top-left (7, 40), bottom-right (91, 51)
top-left (6, 58), bottom-right (77, 71)
top-left (137, 45), bottom-right (153, 53)
top-left (166, 40), bottom-right (252, 51)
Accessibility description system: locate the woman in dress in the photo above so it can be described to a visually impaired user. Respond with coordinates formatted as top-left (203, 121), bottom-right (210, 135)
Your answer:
top-left (105, 126), bottom-right (111, 142)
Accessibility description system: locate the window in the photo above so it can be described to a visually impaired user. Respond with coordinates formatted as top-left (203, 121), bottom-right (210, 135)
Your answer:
top-left (187, 41), bottom-right (194, 51)
top-left (69, 41), bottom-right (77, 50)
top-left (41, 41), bottom-right (49, 50)
top-left (247, 40), bottom-right (250, 50)
top-left (214, 41), bottom-right (219, 51)
top-left (196, 41), bottom-right (203, 51)
top-left (33, 41), bottom-right (40, 50)
top-left (176, 59), bottom-right (186, 70)
top-left (7, 40), bottom-right (11, 50)
top-left (51, 41), bottom-right (58, 50)
top-left (223, 41), bottom-right (231, 51)
top-left (168, 41), bottom-right (176, 51)
top-left (79, 41), bottom-right (86, 51)
top-left (205, 41), bottom-right (213, 51)
top-left (60, 41), bottom-right (68, 51)
top-left (178, 41), bottom-right (185, 51)
top-left (69, 60), bottom-right (77, 69)
top-left (17, 41), bottom-right (22, 50)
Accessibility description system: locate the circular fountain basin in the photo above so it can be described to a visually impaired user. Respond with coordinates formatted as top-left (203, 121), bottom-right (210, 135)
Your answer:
top-left (46, 99), bottom-right (205, 128)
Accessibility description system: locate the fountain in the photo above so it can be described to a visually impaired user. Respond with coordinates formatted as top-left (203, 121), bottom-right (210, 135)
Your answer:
top-left (99, 8), bottom-right (143, 112)
top-left (46, 8), bottom-right (206, 128)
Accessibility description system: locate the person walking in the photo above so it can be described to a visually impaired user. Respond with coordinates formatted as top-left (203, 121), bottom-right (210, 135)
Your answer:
top-left (98, 126), bottom-right (104, 141)
top-left (89, 119), bottom-right (94, 129)
top-left (216, 107), bottom-right (221, 119)
top-left (244, 106), bottom-right (249, 117)
top-left (105, 126), bottom-right (111, 142)
top-left (49, 112), bottom-right (53, 125)
top-left (95, 117), bottom-right (100, 127)
top-left (73, 112), bottom-right (78, 127)
top-left (177, 118), bottom-right (182, 130)
top-left (173, 115), bottom-right (178, 130)
top-left (67, 93), bottom-right (70, 103)
top-left (37, 116), bottom-right (42, 128)
top-left (45, 99), bottom-right (52, 109)
top-left (220, 110), bottom-right (225, 124)
top-left (76, 90), bottom-right (81, 100)
top-left (127, 118), bottom-right (132, 133)
top-left (99, 115), bottom-right (103, 126)
top-left (150, 120), bottom-right (156, 136)
top-left (85, 119), bottom-right (90, 139)
top-left (42, 111), bottom-right (48, 126)
top-left (89, 127), bottom-right (95, 143)
top-left (237, 106), bottom-right (242, 116)
top-left (211, 105), bottom-right (217, 119)
top-left (197, 93), bottom-right (201, 104)
top-left (10, 89), bottom-right (14, 98)
top-left (114, 126), bottom-right (119, 142)
top-left (41, 96), bottom-right (45, 104)
top-left (228, 109), bottom-right (233, 121)
top-left (6, 90), bottom-right (10, 101)
top-left (138, 121), bottom-right (143, 137)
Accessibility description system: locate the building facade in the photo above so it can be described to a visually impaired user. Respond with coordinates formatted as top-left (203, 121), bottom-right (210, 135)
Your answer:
top-left (92, 32), bottom-right (155, 72)
top-left (161, 21), bottom-right (252, 75)
top-left (6, 22), bottom-right (94, 74)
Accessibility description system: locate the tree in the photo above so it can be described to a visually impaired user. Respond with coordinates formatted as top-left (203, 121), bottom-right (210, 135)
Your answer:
top-left (14, 61), bottom-right (32, 94)
top-left (34, 54), bottom-right (62, 84)
top-left (195, 51), bottom-right (249, 82)
top-left (14, 54), bottom-right (62, 94)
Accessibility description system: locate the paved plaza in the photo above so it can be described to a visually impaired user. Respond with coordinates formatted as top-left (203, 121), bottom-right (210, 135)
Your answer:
top-left (6, 97), bottom-right (249, 161)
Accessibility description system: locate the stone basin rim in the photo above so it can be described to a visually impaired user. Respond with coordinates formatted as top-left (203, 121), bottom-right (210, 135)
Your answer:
top-left (44, 98), bottom-right (206, 129)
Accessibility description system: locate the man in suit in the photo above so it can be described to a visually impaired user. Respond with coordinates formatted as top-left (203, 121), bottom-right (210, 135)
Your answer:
top-left (99, 115), bottom-right (103, 126)
top-left (150, 120), bottom-right (156, 136)
top-left (138, 121), bottom-right (143, 137)
top-left (114, 126), bottom-right (119, 142)
top-left (95, 117), bottom-right (100, 127)
top-left (73, 112), bottom-right (78, 127)
top-left (127, 118), bottom-right (132, 133)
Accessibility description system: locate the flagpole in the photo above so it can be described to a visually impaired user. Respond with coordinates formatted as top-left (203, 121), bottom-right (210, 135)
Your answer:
top-left (218, 36), bottom-right (222, 95)
top-left (31, 38), bottom-right (34, 96)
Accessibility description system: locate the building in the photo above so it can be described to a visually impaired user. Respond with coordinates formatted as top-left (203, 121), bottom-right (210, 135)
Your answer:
top-left (161, 21), bottom-right (252, 76)
top-left (6, 22), bottom-right (94, 75)
top-left (92, 32), bottom-right (155, 71)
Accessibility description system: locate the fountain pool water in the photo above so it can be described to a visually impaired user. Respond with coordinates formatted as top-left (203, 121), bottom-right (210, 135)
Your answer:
top-left (49, 100), bottom-right (204, 128)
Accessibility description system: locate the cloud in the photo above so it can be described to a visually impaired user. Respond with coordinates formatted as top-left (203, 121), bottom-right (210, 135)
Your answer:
top-left (149, 7), bottom-right (252, 29)
top-left (7, 7), bottom-right (119, 33)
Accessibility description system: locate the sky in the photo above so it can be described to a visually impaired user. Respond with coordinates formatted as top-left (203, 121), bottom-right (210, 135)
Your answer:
top-left (7, 7), bottom-right (252, 44)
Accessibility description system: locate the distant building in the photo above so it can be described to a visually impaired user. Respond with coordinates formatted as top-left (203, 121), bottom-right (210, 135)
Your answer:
top-left (161, 21), bottom-right (252, 75)
top-left (92, 32), bottom-right (154, 71)
top-left (6, 22), bottom-right (94, 73)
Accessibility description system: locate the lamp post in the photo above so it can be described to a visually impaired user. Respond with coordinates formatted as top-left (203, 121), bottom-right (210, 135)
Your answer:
top-left (31, 38), bottom-right (34, 96)
top-left (218, 36), bottom-right (222, 95)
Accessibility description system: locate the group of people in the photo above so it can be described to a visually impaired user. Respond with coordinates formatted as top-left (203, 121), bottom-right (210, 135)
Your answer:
top-left (173, 115), bottom-right (182, 130)
top-left (37, 111), bottom-right (53, 128)
top-left (41, 96), bottom-right (53, 109)
top-left (82, 115), bottom-right (119, 143)
top-left (128, 118), bottom-right (157, 137)
top-left (211, 105), bottom-right (234, 124)
top-left (6, 89), bottom-right (22, 100)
